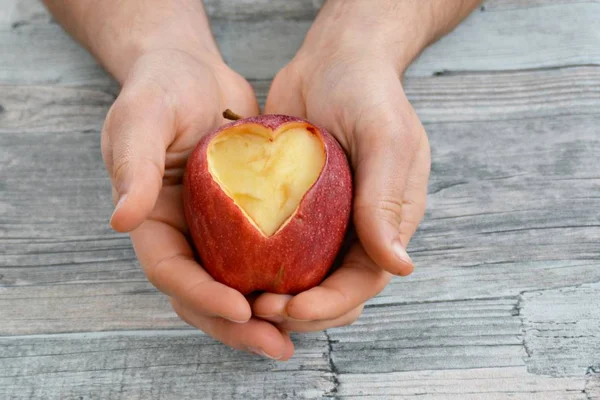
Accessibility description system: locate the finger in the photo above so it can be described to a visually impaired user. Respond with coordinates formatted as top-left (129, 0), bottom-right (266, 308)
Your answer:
top-left (352, 83), bottom-right (425, 276)
top-left (131, 217), bottom-right (251, 323)
top-left (253, 244), bottom-right (390, 322)
top-left (398, 133), bottom-right (431, 245)
top-left (172, 298), bottom-right (294, 360)
top-left (259, 305), bottom-right (364, 333)
top-left (142, 185), bottom-right (188, 233)
top-left (101, 86), bottom-right (176, 232)
top-left (264, 65), bottom-right (306, 117)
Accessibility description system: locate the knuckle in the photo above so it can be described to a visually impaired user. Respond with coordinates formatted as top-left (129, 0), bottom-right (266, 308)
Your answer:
top-left (387, 120), bottom-right (419, 153)
top-left (375, 196), bottom-right (404, 217)
top-left (100, 134), bottom-right (112, 174)
top-left (107, 84), bottom-right (173, 135)
top-left (181, 279), bottom-right (213, 306)
top-left (100, 104), bottom-right (119, 173)
top-left (170, 297), bottom-right (183, 316)
top-left (170, 298), bottom-right (195, 328)
top-left (348, 305), bottom-right (364, 324)
top-left (362, 108), bottom-right (422, 154)
top-left (354, 194), bottom-right (403, 230)
top-left (112, 153), bottom-right (164, 190)
top-left (110, 152), bottom-right (134, 188)
top-left (146, 254), bottom-right (190, 294)
top-left (374, 271), bottom-right (393, 295)
top-left (334, 305), bottom-right (364, 329)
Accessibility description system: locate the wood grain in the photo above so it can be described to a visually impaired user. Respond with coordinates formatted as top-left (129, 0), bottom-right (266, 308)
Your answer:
top-left (379, 110), bottom-right (600, 305)
top-left (483, 0), bottom-right (600, 11)
top-left (0, 282), bottom-right (184, 335)
top-left (587, 372), bottom-right (600, 400)
top-left (2, 0), bottom-right (600, 85)
top-left (329, 298), bottom-right (525, 374)
top-left (407, 2), bottom-right (600, 77)
top-left (1, 0), bottom-right (600, 397)
top-left (2, 67), bottom-right (600, 333)
top-left (0, 331), bottom-right (334, 400)
top-left (336, 367), bottom-right (587, 399)
top-left (405, 66), bottom-right (600, 123)
top-left (520, 282), bottom-right (600, 376)
top-left (0, 85), bottom-right (113, 133)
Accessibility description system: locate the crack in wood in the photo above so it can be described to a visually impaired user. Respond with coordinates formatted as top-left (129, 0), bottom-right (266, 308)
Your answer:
top-left (480, 224), bottom-right (600, 235)
top-left (429, 180), bottom-right (469, 194)
top-left (365, 295), bottom-right (518, 309)
top-left (324, 329), bottom-right (340, 398)
top-left (431, 63), bottom-right (600, 77)
top-left (518, 283), bottom-right (600, 377)
top-left (2, 0), bottom-right (600, 396)
top-left (584, 369), bottom-right (600, 400)
top-left (515, 293), bottom-right (533, 361)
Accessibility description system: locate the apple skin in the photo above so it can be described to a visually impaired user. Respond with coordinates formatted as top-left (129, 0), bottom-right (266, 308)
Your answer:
top-left (183, 115), bottom-right (353, 295)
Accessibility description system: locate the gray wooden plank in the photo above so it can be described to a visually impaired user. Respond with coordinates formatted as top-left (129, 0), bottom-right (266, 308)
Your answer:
top-left (0, 282), bottom-right (183, 335)
top-left (520, 282), bottom-right (600, 376)
top-left (4, 0), bottom-right (322, 26)
top-left (483, 0), bottom-right (600, 11)
top-left (407, 2), bottom-right (600, 76)
top-left (405, 66), bottom-right (600, 123)
top-left (587, 372), bottom-right (600, 400)
top-left (0, 0), bottom-right (19, 25)
top-left (0, 330), bottom-right (334, 400)
top-left (336, 367), bottom-right (587, 399)
top-left (9, 0), bottom-right (598, 26)
top-left (211, 18), bottom-right (309, 81)
top-left (0, 85), bottom-right (113, 133)
top-left (330, 286), bottom-right (598, 394)
top-left (1, 0), bottom-right (47, 26)
top-left (2, 66), bottom-right (600, 334)
top-left (2, 0), bottom-right (599, 396)
top-left (204, 0), bottom-right (322, 20)
top-left (1, 127), bottom-right (113, 240)
top-left (0, 26), bottom-right (115, 87)
top-left (2, 1), bottom-right (600, 84)
top-left (328, 298), bottom-right (526, 374)
top-left (3, 65), bottom-right (600, 129)
top-left (377, 93), bottom-right (600, 304)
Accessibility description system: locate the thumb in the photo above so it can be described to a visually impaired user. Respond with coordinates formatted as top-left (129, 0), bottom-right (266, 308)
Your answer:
top-left (352, 101), bottom-right (423, 276)
top-left (101, 90), bottom-right (175, 232)
top-left (264, 65), bottom-right (305, 117)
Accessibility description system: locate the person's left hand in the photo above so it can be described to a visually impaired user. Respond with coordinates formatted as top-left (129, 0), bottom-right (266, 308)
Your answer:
top-left (252, 11), bottom-right (431, 332)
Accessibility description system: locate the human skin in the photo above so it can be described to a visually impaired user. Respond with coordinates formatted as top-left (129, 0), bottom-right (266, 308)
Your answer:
top-left (43, 0), bottom-right (480, 359)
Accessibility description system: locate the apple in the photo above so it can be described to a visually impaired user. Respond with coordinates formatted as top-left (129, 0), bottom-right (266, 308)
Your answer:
top-left (183, 111), bottom-right (352, 295)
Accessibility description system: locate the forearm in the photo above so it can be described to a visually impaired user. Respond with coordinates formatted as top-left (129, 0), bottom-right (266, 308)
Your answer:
top-left (305, 0), bottom-right (480, 73)
top-left (43, 0), bottom-right (221, 83)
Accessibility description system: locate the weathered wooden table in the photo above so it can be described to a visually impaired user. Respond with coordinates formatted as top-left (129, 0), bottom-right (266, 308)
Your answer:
top-left (2, 1), bottom-right (600, 398)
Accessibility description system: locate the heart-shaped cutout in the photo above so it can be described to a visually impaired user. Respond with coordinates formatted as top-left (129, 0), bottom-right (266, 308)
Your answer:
top-left (207, 124), bottom-right (325, 236)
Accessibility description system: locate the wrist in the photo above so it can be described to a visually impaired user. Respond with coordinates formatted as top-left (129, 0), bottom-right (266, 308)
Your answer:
top-left (299, 0), bottom-right (435, 74)
top-left (85, 0), bottom-right (222, 83)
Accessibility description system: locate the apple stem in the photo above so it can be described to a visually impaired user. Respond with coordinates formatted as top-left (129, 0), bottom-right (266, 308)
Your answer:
top-left (223, 109), bottom-right (243, 121)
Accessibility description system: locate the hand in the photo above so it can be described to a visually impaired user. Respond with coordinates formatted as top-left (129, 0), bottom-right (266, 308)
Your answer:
top-left (103, 49), bottom-right (294, 360)
top-left (46, 0), bottom-right (477, 360)
top-left (253, 3), bottom-right (431, 332)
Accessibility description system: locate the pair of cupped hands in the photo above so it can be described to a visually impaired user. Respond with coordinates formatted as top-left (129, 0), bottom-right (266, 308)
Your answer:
top-left (104, 18), bottom-right (431, 360)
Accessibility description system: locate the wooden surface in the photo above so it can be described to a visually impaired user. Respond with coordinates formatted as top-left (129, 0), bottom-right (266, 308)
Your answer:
top-left (1, 0), bottom-right (599, 398)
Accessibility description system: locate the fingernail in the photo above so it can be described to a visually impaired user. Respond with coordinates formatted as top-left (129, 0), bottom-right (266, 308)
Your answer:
top-left (255, 314), bottom-right (285, 324)
top-left (286, 316), bottom-right (311, 322)
top-left (392, 239), bottom-right (413, 266)
top-left (248, 347), bottom-right (283, 360)
top-left (109, 195), bottom-right (127, 228)
top-left (224, 317), bottom-right (249, 324)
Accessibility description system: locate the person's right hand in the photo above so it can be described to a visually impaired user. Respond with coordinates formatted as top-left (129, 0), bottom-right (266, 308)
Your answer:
top-left (102, 48), bottom-right (295, 360)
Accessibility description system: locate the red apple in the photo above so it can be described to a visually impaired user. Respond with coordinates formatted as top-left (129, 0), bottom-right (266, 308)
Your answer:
top-left (183, 112), bottom-right (352, 295)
